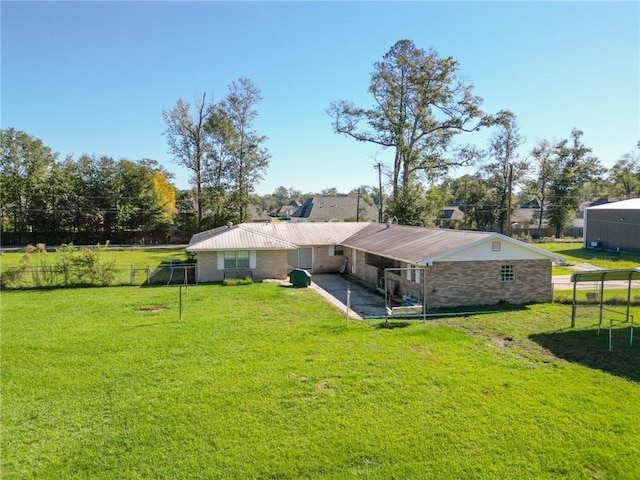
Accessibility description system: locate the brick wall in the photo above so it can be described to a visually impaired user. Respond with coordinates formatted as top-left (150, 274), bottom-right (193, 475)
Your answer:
top-left (196, 250), bottom-right (289, 282)
top-left (348, 255), bottom-right (552, 308)
top-left (311, 245), bottom-right (345, 273)
top-left (425, 260), bottom-right (552, 308)
top-left (254, 251), bottom-right (288, 280)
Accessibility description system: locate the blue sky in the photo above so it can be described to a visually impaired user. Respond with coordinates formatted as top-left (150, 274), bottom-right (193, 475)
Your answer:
top-left (2, 1), bottom-right (638, 195)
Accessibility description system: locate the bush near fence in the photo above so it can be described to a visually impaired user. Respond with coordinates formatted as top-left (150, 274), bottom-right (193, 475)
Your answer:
top-left (0, 263), bottom-right (197, 289)
top-left (0, 243), bottom-right (197, 289)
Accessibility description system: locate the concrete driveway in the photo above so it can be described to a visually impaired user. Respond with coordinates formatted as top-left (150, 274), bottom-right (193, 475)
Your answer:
top-left (310, 274), bottom-right (386, 319)
top-left (309, 269), bottom-right (640, 318)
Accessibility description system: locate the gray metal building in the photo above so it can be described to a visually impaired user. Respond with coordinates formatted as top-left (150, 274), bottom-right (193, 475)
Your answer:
top-left (583, 198), bottom-right (640, 252)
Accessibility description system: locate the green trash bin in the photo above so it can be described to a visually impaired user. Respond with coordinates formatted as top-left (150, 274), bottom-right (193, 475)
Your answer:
top-left (289, 268), bottom-right (312, 287)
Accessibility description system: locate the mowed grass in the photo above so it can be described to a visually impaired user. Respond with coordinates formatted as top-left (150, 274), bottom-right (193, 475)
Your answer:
top-left (537, 242), bottom-right (640, 269)
top-left (2, 284), bottom-right (640, 479)
top-left (0, 247), bottom-right (187, 268)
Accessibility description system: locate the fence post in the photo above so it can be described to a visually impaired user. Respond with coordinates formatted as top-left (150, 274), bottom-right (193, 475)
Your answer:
top-left (130, 265), bottom-right (135, 285)
top-left (147, 266), bottom-right (151, 285)
top-left (346, 287), bottom-right (351, 327)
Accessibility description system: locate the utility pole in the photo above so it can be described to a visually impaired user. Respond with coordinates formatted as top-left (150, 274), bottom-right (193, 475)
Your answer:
top-left (376, 162), bottom-right (383, 223)
top-left (506, 164), bottom-right (513, 237)
top-left (356, 187), bottom-right (361, 222)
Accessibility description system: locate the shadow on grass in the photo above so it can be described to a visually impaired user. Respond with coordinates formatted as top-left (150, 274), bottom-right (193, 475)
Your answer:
top-left (141, 261), bottom-right (197, 287)
top-left (376, 321), bottom-right (411, 329)
top-left (427, 302), bottom-right (533, 316)
top-left (530, 327), bottom-right (640, 382)
top-left (555, 247), bottom-right (640, 264)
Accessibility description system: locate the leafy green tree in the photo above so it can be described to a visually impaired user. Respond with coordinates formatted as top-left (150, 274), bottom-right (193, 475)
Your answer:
top-left (385, 181), bottom-right (431, 226)
top-left (0, 128), bottom-right (57, 242)
top-left (320, 187), bottom-right (341, 196)
top-left (526, 140), bottom-right (556, 238)
top-left (448, 174), bottom-right (496, 230)
top-left (174, 190), bottom-right (199, 236)
top-left (608, 143), bottom-right (640, 199)
top-left (483, 113), bottom-right (528, 234)
top-left (163, 93), bottom-right (214, 230)
top-left (547, 129), bottom-right (604, 237)
top-left (206, 79), bottom-right (270, 224)
top-left (328, 39), bottom-right (506, 224)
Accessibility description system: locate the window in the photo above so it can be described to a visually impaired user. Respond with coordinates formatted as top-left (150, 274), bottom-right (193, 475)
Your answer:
top-left (334, 245), bottom-right (344, 256)
top-left (501, 265), bottom-right (515, 282)
top-left (224, 250), bottom-right (250, 269)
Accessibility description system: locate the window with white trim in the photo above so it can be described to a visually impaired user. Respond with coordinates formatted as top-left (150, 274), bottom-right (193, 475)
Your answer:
top-left (501, 265), bottom-right (515, 282)
top-left (224, 250), bottom-right (250, 269)
top-left (334, 245), bottom-right (344, 256)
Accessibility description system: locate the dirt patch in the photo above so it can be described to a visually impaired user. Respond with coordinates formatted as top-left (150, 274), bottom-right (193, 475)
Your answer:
top-left (135, 305), bottom-right (166, 314)
top-left (317, 379), bottom-right (336, 396)
top-left (493, 335), bottom-right (514, 348)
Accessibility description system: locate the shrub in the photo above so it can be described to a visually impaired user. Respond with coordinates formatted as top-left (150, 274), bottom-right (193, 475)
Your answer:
top-left (223, 277), bottom-right (253, 286)
top-left (0, 266), bottom-right (26, 289)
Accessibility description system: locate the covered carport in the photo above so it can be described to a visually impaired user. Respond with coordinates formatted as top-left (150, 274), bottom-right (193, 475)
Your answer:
top-left (570, 268), bottom-right (640, 329)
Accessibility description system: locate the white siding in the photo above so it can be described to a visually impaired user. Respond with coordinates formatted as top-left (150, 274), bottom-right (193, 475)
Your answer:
top-left (437, 240), bottom-right (552, 262)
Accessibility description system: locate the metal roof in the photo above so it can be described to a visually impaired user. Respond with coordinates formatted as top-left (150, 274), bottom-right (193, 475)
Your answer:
top-left (587, 198), bottom-right (640, 210)
top-left (571, 268), bottom-right (640, 283)
top-left (187, 225), bottom-right (298, 251)
top-left (187, 222), bottom-right (563, 264)
top-left (340, 224), bottom-right (495, 264)
top-left (187, 222), bottom-right (371, 251)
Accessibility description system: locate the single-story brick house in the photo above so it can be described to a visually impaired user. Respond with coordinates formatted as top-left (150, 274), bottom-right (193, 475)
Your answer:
top-left (187, 222), bottom-right (563, 308)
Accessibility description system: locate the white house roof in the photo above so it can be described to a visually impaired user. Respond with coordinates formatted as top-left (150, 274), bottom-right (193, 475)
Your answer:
top-left (587, 198), bottom-right (640, 210)
top-left (187, 222), bottom-right (371, 251)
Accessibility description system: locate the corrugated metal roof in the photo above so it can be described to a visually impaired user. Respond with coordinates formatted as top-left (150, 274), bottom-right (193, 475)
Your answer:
top-left (187, 222), bottom-right (371, 251)
top-left (187, 222), bottom-right (562, 263)
top-left (341, 224), bottom-right (494, 264)
top-left (571, 268), bottom-right (640, 282)
top-left (187, 225), bottom-right (299, 251)
top-left (587, 198), bottom-right (640, 210)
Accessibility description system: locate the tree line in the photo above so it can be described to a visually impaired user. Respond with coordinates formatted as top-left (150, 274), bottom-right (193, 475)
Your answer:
top-left (1, 127), bottom-right (176, 245)
top-left (3, 40), bottom-right (638, 246)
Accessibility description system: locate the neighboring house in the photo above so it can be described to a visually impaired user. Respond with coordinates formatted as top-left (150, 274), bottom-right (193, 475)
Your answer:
top-left (584, 198), bottom-right (640, 252)
top-left (275, 200), bottom-right (302, 219)
top-left (437, 205), bottom-right (465, 229)
top-left (246, 204), bottom-right (272, 222)
top-left (187, 222), bottom-right (562, 308)
top-left (290, 195), bottom-right (379, 222)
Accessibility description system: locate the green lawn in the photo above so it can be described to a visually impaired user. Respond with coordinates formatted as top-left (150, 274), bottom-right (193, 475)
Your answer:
top-left (2, 283), bottom-right (639, 479)
top-left (537, 242), bottom-right (640, 269)
top-left (0, 246), bottom-right (187, 268)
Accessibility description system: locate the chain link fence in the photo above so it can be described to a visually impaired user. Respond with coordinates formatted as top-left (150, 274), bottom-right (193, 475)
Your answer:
top-left (0, 263), bottom-right (198, 289)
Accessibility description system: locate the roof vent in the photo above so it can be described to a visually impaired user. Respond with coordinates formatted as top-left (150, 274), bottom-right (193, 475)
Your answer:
top-left (226, 222), bottom-right (233, 228)
top-left (385, 219), bottom-right (392, 228)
